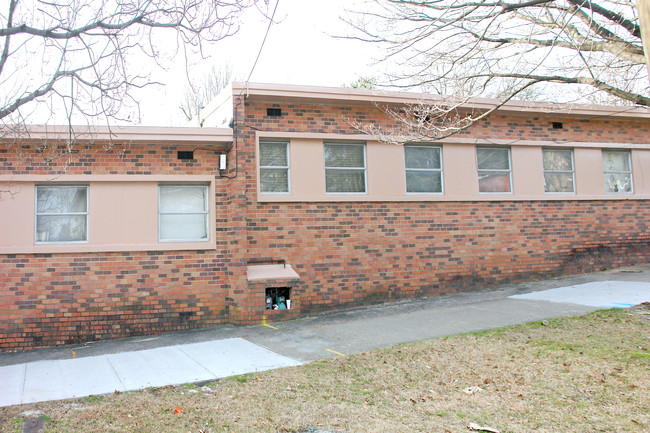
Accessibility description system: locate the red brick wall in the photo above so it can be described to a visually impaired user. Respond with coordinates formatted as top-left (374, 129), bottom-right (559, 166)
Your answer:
top-left (244, 101), bottom-right (650, 143)
top-left (238, 99), bottom-right (650, 314)
top-left (246, 200), bottom-right (650, 314)
top-left (0, 143), bottom-right (232, 351)
top-left (0, 251), bottom-right (229, 351)
top-left (2, 97), bottom-right (650, 351)
top-left (1, 141), bottom-right (220, 176)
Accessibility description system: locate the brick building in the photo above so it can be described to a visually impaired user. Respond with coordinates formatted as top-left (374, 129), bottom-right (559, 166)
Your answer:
top-left (2, 82), bottom-right (650, 351)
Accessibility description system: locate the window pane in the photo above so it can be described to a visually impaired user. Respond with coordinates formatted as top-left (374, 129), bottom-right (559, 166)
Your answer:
top-left (36, 215), bottom-right (87, 242)
top-left (325, 170), bottom-right (366, 193)
top-left (544, 173), bottom-right (574, 193)
top-left (405, 147), bottom-right (441, 169)
top-left (160, 186), bottom-right (207, 212)
top-left (260, 168), bottom-right (289, 193)
top-left (478, 171), bottom-right (511, 192)
top-left (543, 150), bottom-right (572, 171)
top-left (605, 174), bottom-right (632, 193)
top-left (477, 148), bottom-right (509, 170)
top-left (260, 142), bottom-right (287, 166)
top-left (603, 151), bottom-right (630, 172)
top-left (325, 144), bottom-right (364, 168)
top-left (37, 186), bottom-right (87, 213)
top-left (406, 171), bottom-right (442, 193)
top-left (160, 214), bottom-right (208, 240)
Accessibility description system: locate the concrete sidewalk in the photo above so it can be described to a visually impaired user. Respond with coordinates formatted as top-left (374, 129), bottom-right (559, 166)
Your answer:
top-left (2, 265), bottom-right (649, 407)
top-left (0, 339), bottom-right (300, 407)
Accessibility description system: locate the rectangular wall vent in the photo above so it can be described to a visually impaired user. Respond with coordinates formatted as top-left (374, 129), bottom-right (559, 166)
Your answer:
top-left (177, 150), bottom-right (194, 160)
top-left (267, 107), bottom-right (282, 117)
top-left (552, 122), bottom-right (563, 129)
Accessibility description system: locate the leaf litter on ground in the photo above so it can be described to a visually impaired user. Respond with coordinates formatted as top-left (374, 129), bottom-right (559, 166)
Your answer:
top-left (0, 306), bottom-right (648, 433)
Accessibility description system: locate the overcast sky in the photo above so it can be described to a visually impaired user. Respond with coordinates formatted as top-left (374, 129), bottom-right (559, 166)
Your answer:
top-left (138, 0), bottom-right (385, 126)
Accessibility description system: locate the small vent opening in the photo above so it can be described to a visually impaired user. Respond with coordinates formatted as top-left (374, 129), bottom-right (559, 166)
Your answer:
top-left (552, 122), bottom-right (563, 129)
top-left (267, 107), bottom-right (282, 117)
top-left (177, 150), bottom-right (194, 160)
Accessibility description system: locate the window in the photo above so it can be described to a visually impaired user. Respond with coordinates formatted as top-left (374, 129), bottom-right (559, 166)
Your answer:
top-left (159, 185), bottom-right (209, 241)
top-left (404, 145), bottom-right (443, 193)
top-left (476, 147), bottom-right (512, 193)
top-left (35, 185), bottom-right (88, 243)
top-left (259, 140), bottom-right (290, 193)
top-left (324, 142), bottom-right (366, 193)
top-left (543, 149), bottom-right (574, 193)
top-left (603, 150), bottom-right (632, 193)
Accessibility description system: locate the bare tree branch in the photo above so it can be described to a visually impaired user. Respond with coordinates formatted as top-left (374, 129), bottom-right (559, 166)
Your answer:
top-left (567, 0), bottom-right (641, 38)
top-left (345, 0), bottom-right (650, 143)
top-left (0, 0), bottom-right (258, 127)
top-left (179, 63), bottom-right (236, 122)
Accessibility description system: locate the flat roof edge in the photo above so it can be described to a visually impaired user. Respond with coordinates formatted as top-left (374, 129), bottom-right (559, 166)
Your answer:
top-left (1, 125), bottom-right (233, 145)
top-left (232, 82), bottom-right (650, 120)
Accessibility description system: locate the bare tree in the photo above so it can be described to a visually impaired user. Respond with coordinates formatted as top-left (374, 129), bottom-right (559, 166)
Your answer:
top-left (641, 0), bottom-right (650, 78)
top-left (0, 0), bottom-right (259, 131)
top-left (179, 64), bottom-right (236, 122)
top-left (343, 76), bottom-right (378, 89)
top-left (347, 0), bottom-right (650, 140)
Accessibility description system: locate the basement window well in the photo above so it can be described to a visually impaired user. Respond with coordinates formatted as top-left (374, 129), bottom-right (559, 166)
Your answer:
top-left (247, 263), bottom-right (300, 312)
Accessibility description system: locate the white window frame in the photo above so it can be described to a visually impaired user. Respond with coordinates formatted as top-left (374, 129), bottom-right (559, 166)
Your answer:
top-left (603, 150), bottom-right (633, 194)
top-left (404, 145), bottom-right (444, 194)
top-left (476, 147), bottom-right (512, 194)
top-left (35, 184), bottom-right (89, 244)
top-left (259, 140), bottom-right (291, 194)
top-left (324, 142), bottom-right (367, 194)
top-left (158, 184), bottom-right (210, 242)
top-left (543, 148), bottom-right (575, 194)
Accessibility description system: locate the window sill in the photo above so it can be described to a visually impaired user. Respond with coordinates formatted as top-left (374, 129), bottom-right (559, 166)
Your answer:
top-left (1, 241), bottom-right (217, 255)
top-left (257, 193), bottom-right (650, 203)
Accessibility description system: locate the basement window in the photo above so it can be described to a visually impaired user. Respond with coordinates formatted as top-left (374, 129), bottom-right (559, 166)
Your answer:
top-left (265, 287), bottom-right (292, 310)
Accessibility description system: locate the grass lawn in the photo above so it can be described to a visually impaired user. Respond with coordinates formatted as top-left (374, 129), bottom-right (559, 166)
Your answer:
top-left (1, 305), bottom-right (648, 433)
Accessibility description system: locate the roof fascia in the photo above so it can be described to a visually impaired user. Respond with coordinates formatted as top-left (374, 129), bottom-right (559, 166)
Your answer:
top-left (1, 125), bottom-right (233, 148)
top-left (232, 82), bottom-right (650, 121)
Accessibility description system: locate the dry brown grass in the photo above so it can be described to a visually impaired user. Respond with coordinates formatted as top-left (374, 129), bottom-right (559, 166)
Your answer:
top-left (1, 306), bottom-right (649, 433)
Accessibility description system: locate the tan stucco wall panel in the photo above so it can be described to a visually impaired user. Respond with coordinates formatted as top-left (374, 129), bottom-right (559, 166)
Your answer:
top-left (443, 143), bottom-right (478, 197)
top-left (0, 183), bottom-right (35, 248)
top-left (512, 146), bottom-right (544, 195)
top-left (574, 148), bottom-right (605, 195)
top-left (631, 149), bottom-right (650, 194)
top-left (0, 176), bottom-right (216, 254)
top-left (256, 135), bottom-right (650, 203)
top-left (91, 182), bottom-right (158, 245)
top-left (290, 138), bottom-right (325, 196)
top-left (367, 141), bottom-right (405, 196)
